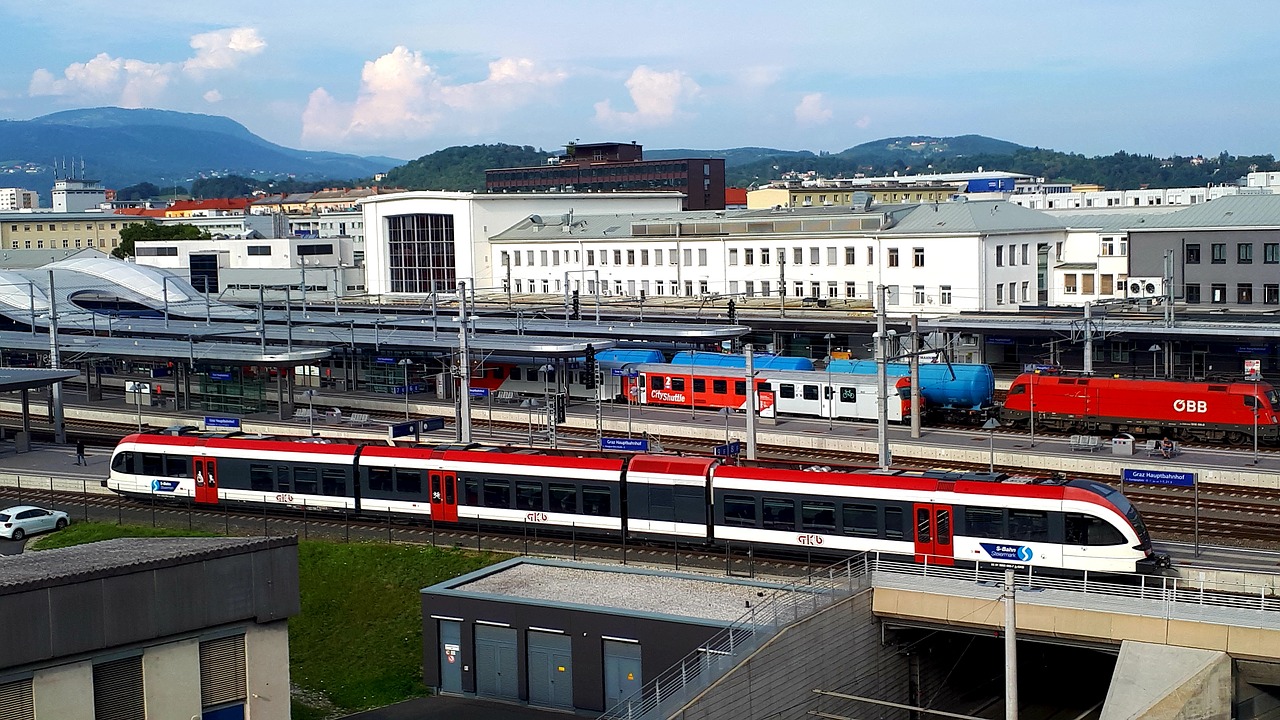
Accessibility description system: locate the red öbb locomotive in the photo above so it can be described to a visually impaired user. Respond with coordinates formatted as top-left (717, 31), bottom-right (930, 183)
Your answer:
top-left (1001, 373), bottom-right (1280, 444)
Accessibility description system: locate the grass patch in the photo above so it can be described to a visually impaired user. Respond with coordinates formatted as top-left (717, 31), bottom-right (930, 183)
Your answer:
top-left (29, 523), bottom-right (508, 716)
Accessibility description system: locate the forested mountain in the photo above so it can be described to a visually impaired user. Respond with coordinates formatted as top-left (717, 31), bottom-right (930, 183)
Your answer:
top-left (383, 144), bottom-right (551, 191)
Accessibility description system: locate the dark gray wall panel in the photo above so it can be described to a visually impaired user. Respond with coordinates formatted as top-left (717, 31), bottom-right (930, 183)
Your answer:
top-left (101, 572), bottom-right (157, 647)
top-left (0, 591), bottom-right (53, 667)
top-left (48, 580), bottom-right (106, 658)
top-left (205, 554), bottom-right (255, 626)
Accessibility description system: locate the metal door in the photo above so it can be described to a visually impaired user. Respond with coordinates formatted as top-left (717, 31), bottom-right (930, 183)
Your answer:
top-left (438, 621), bottom-right (463, 694)
top-left (603, 640), bottom-right (642, 710)
top-left (194, 457), bottom-right (219, 504)
top-left (527, 631), bottom-right (573, 709)
top-left (912, 503), bottom-right (953, 566)
top-left (430, 471), bottom-right (458, 523)
top-left (475, 626), bottom-right (519, 700)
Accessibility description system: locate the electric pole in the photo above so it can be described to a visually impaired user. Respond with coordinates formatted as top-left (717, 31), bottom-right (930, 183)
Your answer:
top-left (910, 314), bottom-right (920, 439)
top-left (745, 344), bottom-right (757, 460)
top-left (876, 285), bottom-right (890, 470)
top-left (458, 281), bottom-right (472, 444)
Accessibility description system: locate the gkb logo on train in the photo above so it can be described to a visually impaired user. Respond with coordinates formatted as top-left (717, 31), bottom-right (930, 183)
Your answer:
top-left (980, 543), bottom-right (1034, 562)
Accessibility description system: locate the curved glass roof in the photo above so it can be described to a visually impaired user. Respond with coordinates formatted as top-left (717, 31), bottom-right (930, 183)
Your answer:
top-left (0, 269), bottom-right (49, 312)
top-left (51, 257), bottom-right (190, 304)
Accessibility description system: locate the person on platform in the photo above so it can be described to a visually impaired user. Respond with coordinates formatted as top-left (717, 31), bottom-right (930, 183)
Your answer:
top-left (75, 439), bottom-right (87, 466)
top-left (1160, 437), bottom-right (1174, 459)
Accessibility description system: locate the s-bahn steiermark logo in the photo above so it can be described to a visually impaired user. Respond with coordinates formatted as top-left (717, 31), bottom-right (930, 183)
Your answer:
top-left (980, 543), bottom-right (1033, 562)
top-left (151, 479), bottom-right (179, 492)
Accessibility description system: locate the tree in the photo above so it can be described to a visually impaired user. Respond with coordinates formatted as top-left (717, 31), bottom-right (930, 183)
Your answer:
top-left (115, 182), bottom-right (162, 201)
top-left (112, 221), bottom-right (210, 259)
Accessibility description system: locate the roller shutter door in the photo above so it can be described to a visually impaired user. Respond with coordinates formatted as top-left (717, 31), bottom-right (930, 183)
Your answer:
top-left (93, 656), bottom-right (145, 720)
top-left (201, 635), bottom-right (247, 707)
top-left (0, 679), bottom-right (34, 720)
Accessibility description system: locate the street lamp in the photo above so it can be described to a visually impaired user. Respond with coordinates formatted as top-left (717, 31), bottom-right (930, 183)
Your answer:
top-left (982, 417), bottom-right (1000, 473)
top-left (297, 258), bottom-right (308, 316)
top-left (539, 364), bottom-right (556, 448)
top-left (332, 262), bottom-right (348, 316)
top-left (398, 359), bottom-right (412, 420)
top-left (1148, 344), bottom-right (1162, 378)
top-left (823, 333), bottom-right (835, 360)
top-left (301, 389), bottom-right (317, 436)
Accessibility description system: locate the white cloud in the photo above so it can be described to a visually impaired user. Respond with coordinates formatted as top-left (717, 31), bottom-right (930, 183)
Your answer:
top-left (854, 114), bottom-right (871, 129)
top-left (594, 66), bottom-right (700, 128)
top-left (28, 27), bottom-right (264, 106)
top-left (203, 89), bottom-right (223, 103)
top-left (29, 53), bottom-right (173, 107)
top-left (184, 27), bottom-right (266, 75)
top-left (794, 93), bottom-right (833, 126)
top-left (301, 47), bottom-right (565, 147)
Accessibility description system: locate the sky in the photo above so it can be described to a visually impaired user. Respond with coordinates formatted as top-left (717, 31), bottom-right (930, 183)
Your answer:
top-left (2, 1), bottom-right (1278, 162)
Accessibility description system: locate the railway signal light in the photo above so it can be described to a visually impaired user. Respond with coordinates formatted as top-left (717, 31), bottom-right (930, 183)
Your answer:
top-left (555, 393), bottom-right (567, 423)
top-left (583, 344), bottom-right (597, 389)
top-left (727, 299), bottom-right (737, 324)
top-left (571, 290), bottom-right (580, 320)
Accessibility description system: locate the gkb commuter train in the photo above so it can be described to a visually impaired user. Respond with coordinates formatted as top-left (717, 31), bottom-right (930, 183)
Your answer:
top-left (108, 433), bottom-right (1168, 574)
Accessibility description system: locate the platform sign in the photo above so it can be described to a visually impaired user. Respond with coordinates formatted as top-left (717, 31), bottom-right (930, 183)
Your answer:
top-left (611, 368), bottom-right (623, 376)
top-left (125, 381), bottom-right (151, 394)
top-left (375, 356), bottom-right (398, 365)
top-left (601, 437), bottom-right (648, 452)
top-left (204, 416), bottom-right (240, 430)
top-left (468, 387), bottom-right (489, 398)
top-left (713, 441), bottom-right (742, 457)
top-left (421, 417), bottom-right (446, 432)
top-left (208, 372), bottom-right (233, 381)
top-left (756, 390), bottom-right (776, 419)
top-left (1122, 468), bottom-right (1195, 488)
top-left (388, 420), bottom-right (420, 441)
top-left (1245, 359), bottom-right (1261, 378)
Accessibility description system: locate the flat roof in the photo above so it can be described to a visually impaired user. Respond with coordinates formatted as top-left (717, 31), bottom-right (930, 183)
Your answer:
top-left (432, 558), bottom-right (790, 624)
top-left (0, 368), bottom-right (80, 392)
top-left (0, 331), bottom-right (332, 364)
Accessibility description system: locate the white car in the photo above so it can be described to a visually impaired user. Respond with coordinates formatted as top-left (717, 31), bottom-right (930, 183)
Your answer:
top-left (0, 505), bottom-right (71, 542)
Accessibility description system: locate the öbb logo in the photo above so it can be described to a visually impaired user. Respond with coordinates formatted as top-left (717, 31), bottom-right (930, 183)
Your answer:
top-left (1173, 399), bottom-right (1208, 413)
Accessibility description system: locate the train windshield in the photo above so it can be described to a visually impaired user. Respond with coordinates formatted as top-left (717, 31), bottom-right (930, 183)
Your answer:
top-left (1266, 388), bottom-right (1280, 409)
top-left (1067, 479), bottom-right (1152, 548)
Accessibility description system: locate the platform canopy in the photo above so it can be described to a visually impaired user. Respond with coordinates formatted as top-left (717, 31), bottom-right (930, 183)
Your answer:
top-left (0, 367), bottom-right (80, 392)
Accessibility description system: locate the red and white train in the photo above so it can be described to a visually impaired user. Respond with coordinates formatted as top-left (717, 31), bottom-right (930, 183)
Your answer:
top-left (107, 433), bottom-right (1167, 574)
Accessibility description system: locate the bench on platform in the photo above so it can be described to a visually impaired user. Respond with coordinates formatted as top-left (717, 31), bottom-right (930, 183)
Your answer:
top-left (1144, 439), bottom-right (1181, 458)
top-left (346, 412), bottom-right (371, 426)
top-left (293, 408), bottom-right (317, 422)
top-left (1069, 435), bottom-right (1101, 452)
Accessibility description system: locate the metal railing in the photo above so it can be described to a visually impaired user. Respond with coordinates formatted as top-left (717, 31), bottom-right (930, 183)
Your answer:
top-left (599, 552), bottom-right (1280, 720)
top-left (597, 555), bottom-right (872, 720)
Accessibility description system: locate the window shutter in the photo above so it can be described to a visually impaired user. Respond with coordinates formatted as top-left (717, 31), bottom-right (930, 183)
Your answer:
top-left (0, 679), bottom-right (34, 720)
top-left (201, 635), bottom-right (247, 707)
top-left (93, 656), bottom-right (144, 720)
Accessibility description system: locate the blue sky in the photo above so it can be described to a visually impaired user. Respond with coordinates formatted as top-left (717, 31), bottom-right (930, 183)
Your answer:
top-left (2, 1), bottom-right (1277, 161)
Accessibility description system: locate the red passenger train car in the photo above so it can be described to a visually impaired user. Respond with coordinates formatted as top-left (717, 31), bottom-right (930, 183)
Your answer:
top-left (1001, 373), bottom-right (1280, 443)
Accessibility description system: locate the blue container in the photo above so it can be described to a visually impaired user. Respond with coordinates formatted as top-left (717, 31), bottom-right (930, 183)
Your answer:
top-left (670, 351), bottom-right (815, 372)
top-left (828, 360), bottom-right (994, 409)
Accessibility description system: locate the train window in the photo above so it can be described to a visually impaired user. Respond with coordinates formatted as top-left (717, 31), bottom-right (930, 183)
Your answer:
top-left (111, 451), bottom-right (133, 474)
top-left (549, 483), bottom-right (577, 513)
top-left (779, 384), bottom-right (796, 399)
top-left (1065, 513), bottom-right (1126, 546)
top-left (582, 485), bottom-right (613, 516)
top-left (964, 507), bottom-right (1004, 539)
top-left (515, 482), bottom-right (544, 511)
top-left (693, 378), bottom-right (706, 393)
top-left (712, 379), bottom-right (727, 394)
top-left (277, 466), bottom-right (290, 492)
top-left (322, 469), bottom-right (346, 496)
top-left (734, 380), bottom-right (746, 395)
top-left (841, 504), bottom-right (878, 537)
top-left (444, 475), bottom-right (455, 504)
top-left (638, 375), bottom-right (647, 389)
top-left (250, 464), bottom-right (272, 492)
top-left (916, 508), bottom-right (931, 543)
top-left (294, 467), bottom-right (319, 495)
top-left (141, 453), bottom-right (164, 476)
top-left (762, 498), bottom-right (796, 531)
top-left (463, 479), bottom-right (481, 505)
top-left (395, 468), bottom-right (422, 494)
top-left (884, 507), bottom-right (905, 539)
top-left (671, 378), bottom-right (686, 391)
top-left (674, 486), bottom-right (707, 524)
top-left (722, 495), bottom-right (756, 526)
top-left (164, 456), bottom-right (189, 478)
top-left (801, 501), bottom-right (836, 533)
top-left (652, 376), bottom-right (665, 391)
top-left (803, 385), bottom-right (819, 401)
top-left (526, 368), bottom-right (539, 381)
top-left (840, 387), bottom-right (857, 403)
top-left (368, 467), bottom-right (393, 492)
top-left (1007, 383), bottom-right (1026, 396)
top-left (758, 382), bottom-right (772, 392)
top-left (483, 479), bottom-right (511, 508)
top-left (1008, 510), bottom-right (1049, 542)
top-left (936, 509), bottom-right (951, 546)
top-left (649, 485), bottom-right (675, 521)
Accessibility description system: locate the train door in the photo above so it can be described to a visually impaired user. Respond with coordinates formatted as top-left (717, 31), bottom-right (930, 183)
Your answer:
top-left (430, 471), bottom-right (458, 522)
top-left (194, 457), bottom-right (220, 504)
top-left (912, 503), bottom-right (953, 565)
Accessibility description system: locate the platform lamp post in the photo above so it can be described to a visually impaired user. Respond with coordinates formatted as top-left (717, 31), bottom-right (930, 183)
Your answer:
top-left (823, 333), bottom-right (835, 361)
top-left (983, 417), bottom-right (1000, 473)
top-left (1148, 344), bottom-right (1162, 378)
top-left (297, 258), bottom-right (308, 316)
top-left (539, 364), bottom-right (556, 448)
top-left (398, 358), bottom-right (412, 420)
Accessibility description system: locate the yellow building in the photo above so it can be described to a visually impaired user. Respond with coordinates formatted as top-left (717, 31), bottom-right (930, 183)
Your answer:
top-left (0, 212), bottom-right (144, 252)
top-left (747, 184), bottom-right (958, 209)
